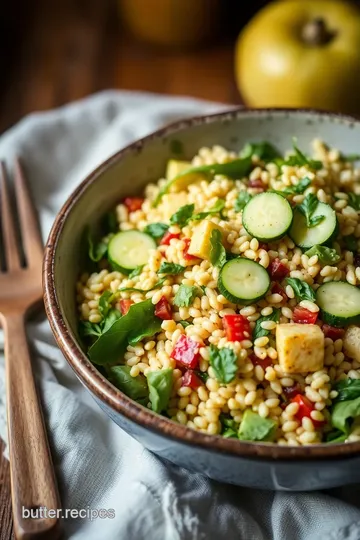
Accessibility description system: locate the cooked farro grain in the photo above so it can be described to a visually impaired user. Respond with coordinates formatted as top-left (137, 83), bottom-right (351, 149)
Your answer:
top-left (77, 139), bottom-right (360, 445)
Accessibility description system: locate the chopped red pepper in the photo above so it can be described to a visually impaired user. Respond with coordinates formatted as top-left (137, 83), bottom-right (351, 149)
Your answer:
top-left (120, 299), bottom-right (133, 315)
top-left (183, 238), bottom-right (198, 261)
top-left (249, 178), bottom-right (265, 189)
top-left (283, 383), bottom-right (302, 401)
top-left (160, 231), bottom-right (180, 245)
top-left (271, 282), bottom-right (287, 302)
top-left (268, 258), bottom-right (290, 280)
top-left (250, 353), bottom-right (273, 370)
top-left (293, 306), bottom-right (318, 325)
top-left (182, 370), bottom-right (202, 389)
top-left (155, 296), bottom-right (172, 320)
top-left (291, 394), bottom-right (324, 428)
top-left (322, 324), bottom-right (345, 340)
top-left (223, 314), bottom-right (251, 342)
top-left (123, 197), bottom-right (144, 213)
top-left (170, 335), bottom-right (201, 369)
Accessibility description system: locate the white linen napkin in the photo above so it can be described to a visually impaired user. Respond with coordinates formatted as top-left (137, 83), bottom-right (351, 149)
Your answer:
top-left (0, 90), bottom-right (360, 540)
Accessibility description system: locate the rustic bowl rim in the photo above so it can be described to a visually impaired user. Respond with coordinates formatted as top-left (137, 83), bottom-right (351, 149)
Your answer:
top-left (43, 107), bottom-right (360, 461)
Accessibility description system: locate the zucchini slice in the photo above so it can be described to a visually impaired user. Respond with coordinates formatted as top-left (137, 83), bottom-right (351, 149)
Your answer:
top-left (108, 231), bottom-right (156, 273)
top-left (289, 203), bottom-right (337, 249)
top-left (242, 192), bottom-right (293, 242)
top-left (218, 258), bottom-right (270, 304)
top-left (316, 281), bottom-right (360, 327)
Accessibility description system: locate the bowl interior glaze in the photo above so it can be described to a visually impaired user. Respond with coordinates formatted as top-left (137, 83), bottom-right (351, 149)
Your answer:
top-left (44, 108), bottom-right (360, 463)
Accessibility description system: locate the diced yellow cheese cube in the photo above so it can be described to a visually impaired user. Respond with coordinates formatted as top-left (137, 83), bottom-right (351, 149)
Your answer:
top-left (344, 326), bottom-right (360, 362)
top-left (166, 160), bottom-right (192, 181)
top-left (276, 323), bottom-right (324, 373)
top-left (160, 192), bottom-right (189, 220)
top-left (188, 220), bottom-right (226, 260)
top-left (165, 159), bottom-right (205, 193)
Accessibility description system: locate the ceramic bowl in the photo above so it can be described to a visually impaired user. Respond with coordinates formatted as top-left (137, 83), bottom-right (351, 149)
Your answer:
top-left (43, 108), bottom-right (360, 491)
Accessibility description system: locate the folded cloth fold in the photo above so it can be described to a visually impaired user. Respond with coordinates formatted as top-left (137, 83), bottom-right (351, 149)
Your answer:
top-left (0, 91), bottom-right (360, 540)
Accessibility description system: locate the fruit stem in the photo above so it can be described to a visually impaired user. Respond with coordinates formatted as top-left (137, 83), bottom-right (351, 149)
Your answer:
top-left (301, 17), bottom-right (336, 46)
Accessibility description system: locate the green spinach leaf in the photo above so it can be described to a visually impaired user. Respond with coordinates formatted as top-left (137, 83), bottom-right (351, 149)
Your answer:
top-left (348, 193), bottom-right (360, 212)
top-left (234, 191), bottom-right (251, 212)
top-left (174, 285), bottom-right (200, 307)
top-left (240, 141), bottom-right (281, 163)
top-left (143, 222), bottom-right (169, 239)
top-left (170, 204), bottom-right (195, 227)
top-left (87, 227), bottom-right (108, 262)
top-left (238, 410), bottom-right (277, 442)
top-left (333, 379), bottom-right (360, 403)
top-left (128, 265), bottom-right (144, 278)
top-left (304, 245), bottom-right (340, 265)
top-left (220, 414), bottom-right (239, 439)
top-left (285, 142), bottom-right (322, 171)
top-left (107, 365), bottom-right (149, 406)
top-left (147, 368), bottom-right (173, 413)
top-left (158, 262), bottom-right (185, 275)
top-left (331, 396), bottom-right (360, 434)
top-left (209, 345), bottom-right (237, 384)
top-left (191, 199), bottom-right (225, 221)
top-left (253, 309), bottom-right (280, 341)
top-left (118, 278), bottom-right (166, 293)
top-left (286, 277), bottom-right (316, 302)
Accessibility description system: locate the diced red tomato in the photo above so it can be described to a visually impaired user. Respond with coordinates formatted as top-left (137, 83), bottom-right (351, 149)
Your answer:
top-left (291, 394), bottom-right (325, 428)
top-left (249, 178), bottom-right (265, 189)
top-left (182, 370), bottom-right (202, 389)
top-left (250, 354), bottom-right (273, 370)
top-left (293, 306), bottom-right (318, 325)
top-left (271, 282), bottom-right (287, 302)
top-left (283, 383), bottom-right (302, 401)
top-left (223, 314), bottom-right (251, 342)
top-left (183, 238), bottom-right (198, 261)
top-left (120, 299), bottom-right (133, 315)
top-left (170, 335), bottom-right (201, 369)
top-left (155, 296), bottom-right (172, 320)
top-left (123, 197), bottom-right (144, 213)
top-left (268, 258), bottom-right (290, 280)
top-left (322, 324), bottom-right (345, 340)
top-left (160, 231), bottom-right (180, 245)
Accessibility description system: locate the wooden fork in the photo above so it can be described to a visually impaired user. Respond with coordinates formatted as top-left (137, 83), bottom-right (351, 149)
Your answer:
top-left (0, 160), bottom-right (61, 540)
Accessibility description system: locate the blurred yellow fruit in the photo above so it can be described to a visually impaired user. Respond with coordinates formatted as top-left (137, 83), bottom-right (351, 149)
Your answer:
top-left (119, 0), bottom-right (223, 48)
top-left (235, 0), bottom-right (360, 114)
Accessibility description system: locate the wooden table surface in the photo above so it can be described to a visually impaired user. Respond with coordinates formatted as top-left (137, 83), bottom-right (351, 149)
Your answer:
top-left (0, 1), bottom-right (241, 538)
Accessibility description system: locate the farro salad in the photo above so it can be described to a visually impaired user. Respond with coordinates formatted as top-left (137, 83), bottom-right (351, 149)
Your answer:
top-left (77, 139), bottom-right (360, 446)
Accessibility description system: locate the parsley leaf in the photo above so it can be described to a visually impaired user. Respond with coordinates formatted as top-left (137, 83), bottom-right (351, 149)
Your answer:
top-left (195, 370), bottom-right (209, 383)
top-left (143, 222), bottom-right (169, 239)
top-left (179, 320), bottom-right (191, 328)
top-left (147, 368), bottom-right (173, 413)
top-left (209, 229), bottom-right (226, 268)
top-left (220, 414), bottom-right (239, 438)
top-left (209, 345), bottom-right (238, 384)
top-left (107, 365), bottom-right (149, 406)
top-left (304, 245), bottom-right (340, 265)
top-left (348, 193), bottom-right (360, 211)
top-left (170, 204), bottom-right (195, 227)
top-left (79, 321), bottom-right (103, 339)
top-left (344, 235), bottom-right (358, 251)
top-left (297, 194), bottom-right (325, 228)
top-left (272, 176), bottom-right (311, 197)
top-left (286, 277), bottom-right (316, 302)
top-left (87, 227), bottom-right (108, 262)
top-left (234, 191), bottom-right (251, 212)
top-left (285, 141), bottom-right (322, 171)
top-left (191, 199), bottom-right (225, 221)
top-left (240, 141), bottom-right (281, 163)
top-left (158, 262), bottom-right (185, 275)
top-left (128, 265), bottom-right (144, 278)
top-left (174, 284), bottom-right (200, 307)
top-left (253, 309), bottom-right (280, 341)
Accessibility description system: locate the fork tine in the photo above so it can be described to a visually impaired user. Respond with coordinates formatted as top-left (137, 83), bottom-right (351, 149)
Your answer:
top-left (13, 158), bottom-right (43, 268)
top-left (0, 161), bottom-right (22, 271)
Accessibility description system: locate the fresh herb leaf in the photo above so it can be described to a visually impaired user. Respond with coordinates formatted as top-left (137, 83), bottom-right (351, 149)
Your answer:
top-left (128, 265), bottom-right (144, 279)
top-left (79, 321), bottom-right (102, 338)
top-left (154, 157), bottom-right (252, 206)
top-left (209, 229), bottom-right (226, 269)
top-left (147, 368), bottom-right (173, 413)
top-left (118, 278), bottom-right (166, 293)
top-left (220, 415), bottom-right (239, 439)
top-left (226, 251), bottom-right (238, 261)
top-left (169, 204), bottom-right (195, 227)
top-left (191, 199), bottom-right (226, 221)
top-left (102, 309), bottom-right (122, 333)
top-left (304, 245), bottom-right (340, 265)
top-left (88, 299), bottom-right (162, 365)
top-left (341, 154), bottom-right (360, 162)
top-left (158, 262), bottom-right (185, 275)
top-left (344, 235), bottom-right (358, 251)
top-left (240, 141), bottom-right (281, 163)
top-left (209, 345), bottom-right (237, 384)
top-left (174, 285), bottom-right (200, 307)
top-left (331, 396), bottom-right (360, 434)
top-left (253, 309), bottom-right (280, 341)
top-left (348, 193), bottom-right (360, 211)
top-left (143, 223), bottom-right (169, 239)
top-left (333, 379), bottom-right (360, 403)
top-left (98, 290), bottom-right (115, 319)
top-left (195, 370), bottom-right (209, 383)
top-left (234, 191), bottom-right (251, 212)
top-left (170, 139), bottom-right (184, 155)
top-left (238, 410), bottom-right (277, 442)
top-left (286, 277), bottom-right (316, 302)
top-left (297, 194), bottom-right (325, 228)
top-left (107, 365), bottom-right (149, 406)
top-left (273, 177), bottom-right (312, 197)
top-left (285, 141), bottom-right (322, 171)
top-left (87, 227), bottom-right (108, 262)
top-left (326, 430), bottom-right (348, 444)
top-left (179, 320), bottom-right (191, 328)
top-left (102, 211), bottom-right (118, 234)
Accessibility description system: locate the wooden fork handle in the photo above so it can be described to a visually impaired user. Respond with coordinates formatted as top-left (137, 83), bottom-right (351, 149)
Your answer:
top-left (3, 312), bottom-right (61, 540)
